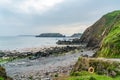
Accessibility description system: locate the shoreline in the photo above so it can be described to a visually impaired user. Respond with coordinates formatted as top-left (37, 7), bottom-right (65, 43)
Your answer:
top-left (0, 44), bottom-right (94, 80)
top-left (0, 44), bottom-right (95, 80)
top-left (3, 50), bottom-right (94, 80)
top-left (0, 45), bottom-right (86, 64)
top-left (0, 45), bottom-right (85, 60)
top-left (1, 45), bottom-right (84, 53)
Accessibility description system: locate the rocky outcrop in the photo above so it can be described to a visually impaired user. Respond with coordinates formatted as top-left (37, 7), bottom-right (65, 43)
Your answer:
top-left (0, 66), bottom-right (12, 80)
top-left (1, 46), bottom-right (82, 60)
top-left (56, 38), bottom-right (81, 45)
top-left (29, 46), bottom-right (81, 60)
top-left (80, 10), bottom-right (120, 49)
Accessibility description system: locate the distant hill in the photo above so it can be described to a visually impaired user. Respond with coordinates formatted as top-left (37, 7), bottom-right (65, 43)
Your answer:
top-left (71, 33), bottom-right (82, 37)
top-left (36, 33), bottom-right (65, 37)
top-left (80, 10), bottom-right (120, 58)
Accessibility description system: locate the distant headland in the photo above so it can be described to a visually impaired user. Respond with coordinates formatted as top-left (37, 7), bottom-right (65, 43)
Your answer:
top-left (36, 33), bottom-right (66, 37)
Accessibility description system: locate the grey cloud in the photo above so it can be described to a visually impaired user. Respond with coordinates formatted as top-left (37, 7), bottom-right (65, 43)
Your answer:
top-left (0, 0), bottom-right (120, 36)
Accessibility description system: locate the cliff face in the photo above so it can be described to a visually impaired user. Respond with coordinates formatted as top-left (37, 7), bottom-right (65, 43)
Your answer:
top-left (80, 10), bottom-right (120, 57)
top-left (80, 10), bottom-right (120, 48)
top-left (80, 16), bottom-right (106, 48)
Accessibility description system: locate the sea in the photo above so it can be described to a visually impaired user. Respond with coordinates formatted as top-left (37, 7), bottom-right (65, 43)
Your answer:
top-left (0, 36), bottom-right (72, 50)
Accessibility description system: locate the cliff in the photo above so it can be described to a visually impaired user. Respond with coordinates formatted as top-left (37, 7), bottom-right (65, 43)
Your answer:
top-left (80, 10), bottom-right (120, 48)
top-left (95, 11), bottom-right (120, 57)
top-left (80, 10), bottom-right (120, 58)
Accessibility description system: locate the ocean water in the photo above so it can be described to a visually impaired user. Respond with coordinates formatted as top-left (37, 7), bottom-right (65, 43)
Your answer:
top-left (0, 36), bottom-right (70, 50)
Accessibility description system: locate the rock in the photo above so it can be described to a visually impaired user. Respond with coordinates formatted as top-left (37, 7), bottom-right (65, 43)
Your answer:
top-left (0, 66), bottom-right (13, 80)
top-left (56, 38), bottom-right (81, 45)
top-left (0, 51), bottom-right (5, 57)
top-left (110, 71), bottom-right (117, 77)
top-left (41, 78), bottom-right (51, 80)
top-left (82, 54), bottom-right (88, 57)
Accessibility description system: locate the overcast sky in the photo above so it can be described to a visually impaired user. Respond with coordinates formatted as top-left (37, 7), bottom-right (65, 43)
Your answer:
top-left (0, 0), bottom-right (120, 36)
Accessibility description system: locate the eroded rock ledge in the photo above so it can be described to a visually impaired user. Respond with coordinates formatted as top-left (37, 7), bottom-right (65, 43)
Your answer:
top-left (71, 57), bottom-right (120, 77)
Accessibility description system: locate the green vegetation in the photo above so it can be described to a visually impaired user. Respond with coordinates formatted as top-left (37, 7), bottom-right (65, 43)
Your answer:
top-left (95, 10), bottom-right (120, 58)
top-left (61, 57), bottom-right (120, 80)
top-left (0, 57), bottom-right (11, 63)
top-left (0, 66), bottom-right (12, 80)
top-left (0, 57), bottom-right (19, 64)
top-left (71, 57), bottom-right (120, 77)
top-left (68, 71), bottom-right (120, 80)
top-left (0, 77), bottom-right (4, 80)
top-left (55, 10), bottom-right (120, 80)
top-left (80, 10), bottom-right (120, 54)
top-left (54, 71), bottom-right (120, 80)
top-left (103, 10), bottom-right (120, 26)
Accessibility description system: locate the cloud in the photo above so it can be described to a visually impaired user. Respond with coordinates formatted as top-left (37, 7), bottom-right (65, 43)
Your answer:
top-left (19, 0), bottom-right (64, 14)
top-left (0, 0), bottom-right (120, 36)
top-left (0, 0), bottom-right (11, 4)
top-left (0, 0), bottom-right (64, 14)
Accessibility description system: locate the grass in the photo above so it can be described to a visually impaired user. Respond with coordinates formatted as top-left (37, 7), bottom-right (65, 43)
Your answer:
top-left (95, 10), bottom-right (120, 58)
top-left (0, 57), bottom-right (15, 64)
top-left (68, 75), bottom-right (120, 80)
top-left (55, 71), bottom-right (120, 80)
top-left (103, 10), bottom-right (120, 26)
top-left (0, 77), bottom-right (4, 80)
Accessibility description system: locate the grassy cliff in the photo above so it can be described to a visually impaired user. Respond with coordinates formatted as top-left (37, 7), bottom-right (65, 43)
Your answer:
top-left (95, 11), bottom-right (120, 58)
top-left (80, 10), bottom-right (120, 58)
top-left (54, 10), bottom-right (120, 80)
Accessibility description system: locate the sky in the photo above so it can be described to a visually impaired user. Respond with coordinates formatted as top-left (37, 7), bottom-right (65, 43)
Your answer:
top-left (0, 0), bottom-right (120, 36)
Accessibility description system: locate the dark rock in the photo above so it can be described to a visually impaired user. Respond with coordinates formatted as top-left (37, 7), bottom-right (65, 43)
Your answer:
top-left (0, 51), bottom-right (5, 57)
top-left (82, 54), bottom-right (88, 57)
top-left (110, 71), bottom-right (117, 77)
top-left (56, 38), bottom-right (81, 45)
top-left (0, 66), bottom-right (13, 80)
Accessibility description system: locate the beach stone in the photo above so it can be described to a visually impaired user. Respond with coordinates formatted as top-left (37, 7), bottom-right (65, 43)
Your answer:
top-left (83, 54), bottom-right (88, 57)
top-left (110, 71), bottom-right (117, 77)
top-left (41, 77), bottom-right (51, 80)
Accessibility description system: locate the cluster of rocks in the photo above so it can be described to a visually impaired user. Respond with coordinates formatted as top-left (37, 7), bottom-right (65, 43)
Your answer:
top-left (56, 38), bottom-right (81, 45)
top-left (29, 46), bottom-right (81, 60)
top-left (0, 46), bottom-right (82, 61)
